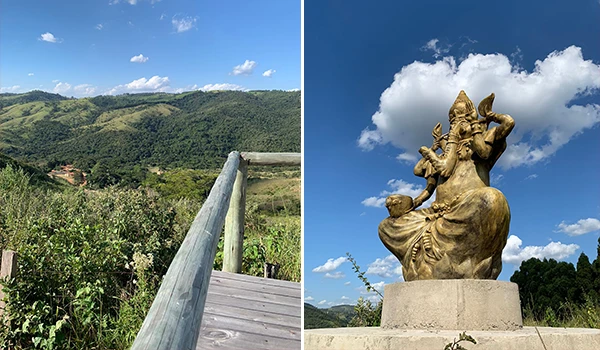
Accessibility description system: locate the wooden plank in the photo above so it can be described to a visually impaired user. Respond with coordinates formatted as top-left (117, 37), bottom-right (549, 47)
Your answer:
top-left (206, 283), bottom-right (300, 308)
top-left (198, 327), bottom-right (300, 350)
top-left (209, 275), bottom-right (300, 299)
top-left (202, 302), bottom-right (300, 329)
top-left (202, 312), bottom-right (300, 340)
top-left (131, 152), bottom-right (240, 350)
top-left (206, 290), bottom-right (301, 317)
top-left (0, 250), bottom-right (18, 316)
top-left (210, 270), bottom-right (300, 290)
top-left (223, 158), bottom-right (248, 273)
top-left (241, 152), bottom-right (301, 166)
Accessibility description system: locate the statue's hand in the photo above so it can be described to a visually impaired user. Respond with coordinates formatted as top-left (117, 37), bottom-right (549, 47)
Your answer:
top-left (413, 197), bottom-right (423, 209)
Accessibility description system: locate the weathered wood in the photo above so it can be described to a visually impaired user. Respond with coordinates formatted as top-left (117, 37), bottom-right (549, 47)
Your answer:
top-left (198, 270), bottom-right (301, 350)
top-left (0, 250), bottom-right (18, 316)
top-left (223, 157), bottom-right (248, 273)
top-left (131, 152), bottom-right (240, 350)
top-left (241, 152), bottom-right (301, 166)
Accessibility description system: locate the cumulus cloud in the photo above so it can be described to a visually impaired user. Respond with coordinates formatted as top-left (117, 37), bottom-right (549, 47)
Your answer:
top-left (199, 83), bottom-right (248, 92)
top-left (312, 257), bottom-right (347, 273)
top-left (53, 82), bottom-right (72, 94)
top-left (96, 24), bottom-right (103, 30)
top-left (344, 281), bottom-right (351, 286)
top-left (396, 152), bottom-right (418, 164)
top-left (231, 60), bottom-right (257, 76)
top-left (341, 296), bottom-right (350, 300)
top-left (359, 46), bottom-right (600, 170)
top-left (324, 271), bottom-right (346, 279)
top-left (0, 85), bottom-right (21, 93)
top-left (421, 38), bottom-right (451, 58)
top-left (39, 32), bottom-right (62, 43)
top-left (73, 84), bottom-right (97, 96)
top-left (172, 15), bottom-right (197, 33)
top-left (130, 54), bottom-right (149, 63)
top-left (357, 281), bottom-right (385, 300)
top-left (556, 218), bottom-right (600, 236)
top-left (287, 88), bottom-right (301, 92)
top-left (362, 179), bottom-right (435, 208)
top-left (502, 235), bottom-right (579, 266)
top-left (305, 296), bottom-right (314, 301)
top-left (263, 69), bottom-right (276, 77)
top-left (106, 75), bottom-right (170, 95)
top-left (318, 300), bottom-right (327, 305)
top-left (365, 254), bottom-right (403, 279)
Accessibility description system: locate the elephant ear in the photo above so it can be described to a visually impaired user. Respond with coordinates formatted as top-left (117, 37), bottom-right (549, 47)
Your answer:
top-left (478, 93), bottom-right (495, 117)
top-left (432, 122), bottom-right (442, 139)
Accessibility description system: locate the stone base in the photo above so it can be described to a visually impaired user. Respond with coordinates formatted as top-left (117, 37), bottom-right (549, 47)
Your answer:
top-left (382, 279), bottom-right (522, 331)
top-left (303, 327), bottom-right (600, 350)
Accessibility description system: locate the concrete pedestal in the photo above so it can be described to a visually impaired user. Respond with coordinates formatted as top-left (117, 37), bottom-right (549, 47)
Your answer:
top-left (381, 280), bottom-right (522, 331)
top-left (304, 280), bottom-right (600, 349)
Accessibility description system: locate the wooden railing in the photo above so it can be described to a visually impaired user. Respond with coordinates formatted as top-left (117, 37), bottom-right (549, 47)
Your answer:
top-left (131, 151), bottom-right (300, 350)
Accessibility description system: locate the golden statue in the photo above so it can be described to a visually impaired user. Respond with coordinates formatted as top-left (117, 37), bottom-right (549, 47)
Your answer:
top-left (379, 91), bottom-right (515, 281)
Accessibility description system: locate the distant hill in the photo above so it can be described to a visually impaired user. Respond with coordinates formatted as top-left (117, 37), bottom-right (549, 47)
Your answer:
top-left (0, 152), bottom-right (60, 188)
top-left (304, 303), bottom-right (356, 329)
top-left (0, 90), bottom-right (300, 171)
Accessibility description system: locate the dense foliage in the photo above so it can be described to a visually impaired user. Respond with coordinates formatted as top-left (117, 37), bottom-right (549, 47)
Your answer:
top-left (304, 304), bottom-right (353, 329)
top-left (0, 90), bottom-right (300, 175)
top-left (510, 241), bottom-right (600, 326)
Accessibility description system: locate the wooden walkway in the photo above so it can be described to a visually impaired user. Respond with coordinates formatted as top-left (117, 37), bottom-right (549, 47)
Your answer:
top-left (197, 270), bottom-right (302, 349)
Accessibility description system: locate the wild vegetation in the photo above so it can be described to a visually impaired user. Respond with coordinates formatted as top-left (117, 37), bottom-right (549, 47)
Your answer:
top-left (0, 89), bottom-right (300, 349)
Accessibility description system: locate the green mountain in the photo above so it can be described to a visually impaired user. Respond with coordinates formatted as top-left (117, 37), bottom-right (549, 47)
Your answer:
top-left (0, 90), bottom-right (300, 171)
top-left (304, 303), bottom-right (356, 329)
top-left (0, 152), bottom-right (60, 188)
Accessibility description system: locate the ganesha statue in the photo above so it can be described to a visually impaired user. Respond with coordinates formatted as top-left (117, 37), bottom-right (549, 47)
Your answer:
top-left (379, 90), bottom-right (515, 281)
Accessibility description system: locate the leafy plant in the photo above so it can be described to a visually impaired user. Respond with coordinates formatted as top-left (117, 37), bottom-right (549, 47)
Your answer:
top-left (444, 332), bottom-right (477, 350)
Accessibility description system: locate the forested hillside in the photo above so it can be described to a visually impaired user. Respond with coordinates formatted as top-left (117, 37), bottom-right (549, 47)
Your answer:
top-left (0, 90), bottom-right (300, 172)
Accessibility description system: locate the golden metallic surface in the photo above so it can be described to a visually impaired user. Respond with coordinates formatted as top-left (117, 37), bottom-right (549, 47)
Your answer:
top-left (380, 91), bottom-right (515, 281)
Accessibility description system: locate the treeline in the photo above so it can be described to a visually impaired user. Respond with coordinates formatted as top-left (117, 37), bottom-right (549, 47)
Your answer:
top-left (0, 90), bottom-right (300, 186)
top-left (510, 238), bottom-right (600, 323)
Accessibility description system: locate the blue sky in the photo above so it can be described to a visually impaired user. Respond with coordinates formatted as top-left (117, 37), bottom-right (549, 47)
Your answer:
top-left (304, 0), bottom-right (600, 308)
top-left (0, 0), bottom-right (300, 96)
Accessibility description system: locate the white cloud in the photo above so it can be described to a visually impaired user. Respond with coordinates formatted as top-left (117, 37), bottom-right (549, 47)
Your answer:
top-left (358, 281), bottom-right (385, 298)
top-left (160, 13), bottom-right (166, 20)
top-left (263, 69), bottom-right (276, 77)
top-left (362, 178), bottom-right (435, 208)
top-left (130, 54), bottom-right (149, 63)
top-left (421, 38), bottom-right (451, 58)
top-left (172, 15), bottom-right (197, 33)
top-left (287, 88), bottom-right (301, 92)
top-left (0, 85), bottom-right (21, 93)
top-left (365, 254), bottom-right (403, 279)
top-left (106, 75), bottom-right (170, 95)
top-left (199, 83), bottom-right (248, 92)
top-left (53, 82), bottom-right (72, 94)
top-left (344, 281), bottom-right (351, 286)
top-left (28, 73), bottom-right (34, 76)
top-left (556, 218), bottom-right (600, 236)
top-left (525, 174), bottom-right (538, 180)
top-left (359, 46), bottom-right (600, 170)
top-left (96, 24), bottom-right (103, 30)
top-left (502, 235), bottom-right (579, 265)
top-left (305, 296), bottom-right (314, 301)
top-left (73, 84), bottom-right (97, 96)
top-left (341, 296), bottom-right (350, 300)
top-left (110, 0), bottom-right (160, 4)
top-left (231, 60), bottom-right (257, 76)
top-left (490, 173), bottom-right (504, 186)
top-left (39, 32), bottom-right (62, 43)
top-left (318, 300), bottom-right (327, 305)
top-left (312, 257), bottom-right (347, 273)
top-left (396, 152), bottom-right (418, 164)
top-left (324, 271), bottom-right (346, 279)
top-left (52, 79), bottom-right (60, 83)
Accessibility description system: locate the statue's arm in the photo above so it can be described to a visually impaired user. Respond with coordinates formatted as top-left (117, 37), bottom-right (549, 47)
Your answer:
top-left (413, 176), bottom-right (436, 209)
top-left (419, 129), bottom-right (459, 177)
top-left (490, 113), bottom-right (515, 140)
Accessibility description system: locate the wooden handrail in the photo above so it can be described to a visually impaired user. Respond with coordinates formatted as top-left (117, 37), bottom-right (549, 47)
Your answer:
top-left (131, 151), bottom-right (240, 350)
top-left (222, 152), bottom-right (301, 273)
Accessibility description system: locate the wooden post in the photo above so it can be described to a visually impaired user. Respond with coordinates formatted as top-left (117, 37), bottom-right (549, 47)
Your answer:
top-left (0, 250), bottom-right (18, 317)
top-left (241, 152), bottom-right (301, 166)
top-left (131, 152), bottom-right (240, 350)
top-left (223, 157), bottom-right (248, 273)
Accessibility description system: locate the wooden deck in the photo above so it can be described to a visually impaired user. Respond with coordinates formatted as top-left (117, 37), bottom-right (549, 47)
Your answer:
top-left (197, 270), bottom-right (302, 349)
